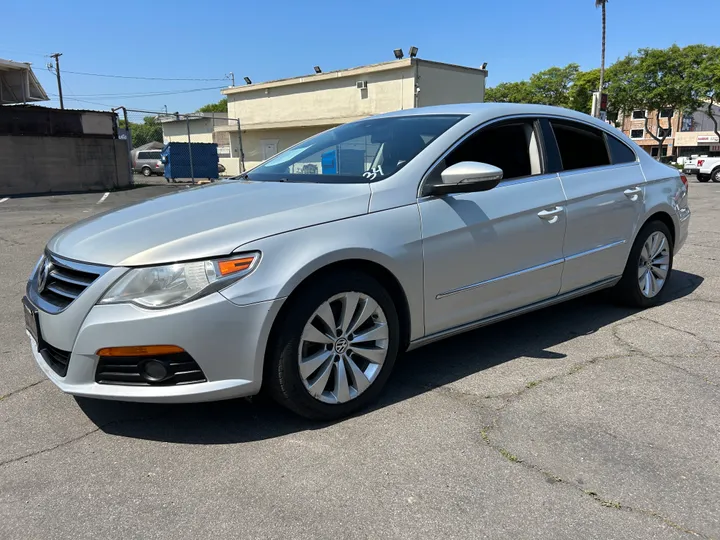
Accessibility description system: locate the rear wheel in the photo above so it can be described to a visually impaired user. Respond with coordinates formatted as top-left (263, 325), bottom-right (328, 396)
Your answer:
top-left (712, 168), bottom-right (720, 183)
top-left (267, 272), bottom-right (400, 420)
top-left (697, 174), bottom-right (710, 183)
top-left (614, 221), bottom-right (673, 308)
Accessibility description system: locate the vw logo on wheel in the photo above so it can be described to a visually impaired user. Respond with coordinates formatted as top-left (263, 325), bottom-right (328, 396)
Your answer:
top-left (334, 337), bottom-right (349, 355)
top-left (37, 260), bottom-right (53, 293)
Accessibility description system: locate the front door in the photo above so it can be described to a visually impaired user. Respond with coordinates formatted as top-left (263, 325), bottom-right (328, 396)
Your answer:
top-left (419, 119), bottom-right (567, 336)
top-left (546, 119), bottom-right (646, 294)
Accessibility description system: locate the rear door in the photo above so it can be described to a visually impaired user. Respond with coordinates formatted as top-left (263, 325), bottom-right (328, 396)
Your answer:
top-left (544, 118), bottom-right (645, 294)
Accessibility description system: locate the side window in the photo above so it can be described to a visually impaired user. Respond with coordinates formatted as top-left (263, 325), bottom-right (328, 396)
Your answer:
top-left (148, 151), bottom-right (162, 160)
top-left (551, 121), bottom-right (610, 171)
top-left (427, 120), bottom-right (542, 188)
top-left (137, 152), bottom-right (150, 160)
top-left (605, 134), bottom-right (636, 164)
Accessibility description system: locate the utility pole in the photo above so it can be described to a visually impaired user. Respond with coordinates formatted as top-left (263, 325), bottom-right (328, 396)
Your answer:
top-left (227, 72), bottom-right (235, 86)
top-left (50, 53), bottom-right (64, 109)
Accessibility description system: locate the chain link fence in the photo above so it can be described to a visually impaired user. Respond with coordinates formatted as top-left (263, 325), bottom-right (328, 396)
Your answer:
top-left (115, 108), bottom-right (245, 184)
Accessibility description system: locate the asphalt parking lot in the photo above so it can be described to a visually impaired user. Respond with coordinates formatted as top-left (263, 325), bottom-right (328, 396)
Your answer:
top-left (1, 179), bottom-right (718, 539)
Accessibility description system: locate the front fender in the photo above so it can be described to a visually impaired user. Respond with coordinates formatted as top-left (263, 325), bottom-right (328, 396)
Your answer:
top-left (218, 204), bottom-right (425, 341)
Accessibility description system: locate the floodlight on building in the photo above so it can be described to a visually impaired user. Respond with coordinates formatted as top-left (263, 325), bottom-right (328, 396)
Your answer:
top-left (481, 62), bottom-right (488, 70)
top-left (409, 46), bottom-right (418, 58)
top-left (313, 66), bottom-right (322, 74)
top-left (393, 48), bottom-right (404, 59)
top-left (243, 76), bottom-right (252, 85)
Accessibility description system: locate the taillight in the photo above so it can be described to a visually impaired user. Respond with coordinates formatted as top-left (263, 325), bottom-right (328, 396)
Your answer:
top-left (698, 159), bottom-right (704, 166)
top-left (680, 174), bottom-right (688, 188)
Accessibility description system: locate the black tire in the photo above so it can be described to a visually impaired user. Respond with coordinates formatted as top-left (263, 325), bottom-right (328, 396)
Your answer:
top-left (141, 167), bottom-right (152, 177)
top-left (266, 271), bottom-right (400, 420)
top-left (697, 175), bottom-right (710, 183)
top-left (712, 168), bottom-right (720, 183)
top-left (614, 220), bottom-right (674, 308)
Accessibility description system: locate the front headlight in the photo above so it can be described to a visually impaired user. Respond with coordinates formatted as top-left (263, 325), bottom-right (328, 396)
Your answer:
top-left (99, 252), bottom-right (260, 309)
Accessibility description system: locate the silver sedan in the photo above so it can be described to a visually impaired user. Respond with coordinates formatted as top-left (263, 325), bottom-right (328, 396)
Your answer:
top-left (23, 103), bottom-right (691, 419)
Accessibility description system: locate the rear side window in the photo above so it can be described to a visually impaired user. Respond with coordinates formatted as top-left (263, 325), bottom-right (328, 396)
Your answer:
top-left (551, 121), bottom-right (610, 171)
top-left (137, 151), bottom-right (150, 159)
top-left (148, 151), bottom-right (161, 160)
top-left (606, 134), bottom-right (636, 164)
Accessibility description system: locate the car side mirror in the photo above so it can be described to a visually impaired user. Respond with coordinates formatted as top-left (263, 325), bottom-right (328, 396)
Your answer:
top-left (429, 161), bottom-right (503, 195)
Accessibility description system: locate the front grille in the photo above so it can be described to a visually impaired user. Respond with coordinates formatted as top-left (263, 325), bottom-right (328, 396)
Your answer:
top-left (40, 343), bottom-right (71, 377)
top-left (31, 254), bottom-right (107, 313)
top-left (95, 353), bottom-right (207, 386)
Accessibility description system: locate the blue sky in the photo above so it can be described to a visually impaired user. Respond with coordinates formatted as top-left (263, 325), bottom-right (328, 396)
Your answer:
top-left (2, 0), bottom-right (717, 114)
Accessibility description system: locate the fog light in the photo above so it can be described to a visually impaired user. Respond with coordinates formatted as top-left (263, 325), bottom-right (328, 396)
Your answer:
top-left (139, 359), bottom-right (169, 382)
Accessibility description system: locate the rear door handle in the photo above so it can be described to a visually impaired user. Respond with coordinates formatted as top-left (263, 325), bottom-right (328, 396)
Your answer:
top-left (537, 206), bottom-right (564, 224)
top-left (624, 187), bottom-right (642, 201)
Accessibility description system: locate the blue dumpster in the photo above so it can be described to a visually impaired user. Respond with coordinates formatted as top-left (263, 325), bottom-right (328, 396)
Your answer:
top-left (161, 142), bottom-right (219, 181)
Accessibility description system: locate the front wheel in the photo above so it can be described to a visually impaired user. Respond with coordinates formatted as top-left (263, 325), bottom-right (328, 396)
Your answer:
top-left (614, 221), bottom-right (673, 308)
top-left (141, 167), bottom-right (152, 177)
top-left (266, 272), bottom-right (400, 420)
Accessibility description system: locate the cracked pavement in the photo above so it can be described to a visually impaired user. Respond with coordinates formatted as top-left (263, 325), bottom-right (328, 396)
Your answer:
top-left (1, 180), bottom-right (718, 539)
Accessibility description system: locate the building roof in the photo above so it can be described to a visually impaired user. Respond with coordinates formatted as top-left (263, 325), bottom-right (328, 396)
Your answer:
top-left (0, 59), bottom-right (49, 104)
top-left (222, 58), bottom-right (487, 96)
top-left (158, 112), bottom-right (229, 123)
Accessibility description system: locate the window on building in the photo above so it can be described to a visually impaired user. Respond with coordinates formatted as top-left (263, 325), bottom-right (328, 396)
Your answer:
top-left (630, 129), bottom-right (644, 139)
top-left (650, 146), bottom-right (668, 157)
top-left (681, 115), bottom-right (694, 132)
top-left (551, 121), bottom-right (610, 171)
top-left (632, 110), bottom-right (645, 120)
top-left (657, 126), bottom-right (672, 138)
top-left (659, 109), bottom-right (674, 118)
top-left (606, 135), bottom-right (637, 164)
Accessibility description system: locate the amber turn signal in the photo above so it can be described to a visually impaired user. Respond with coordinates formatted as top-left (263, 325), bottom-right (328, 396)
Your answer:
top-left (96, 345), bottom-right (185, 357)
top-left (217, 256), bottom-right (255, 277)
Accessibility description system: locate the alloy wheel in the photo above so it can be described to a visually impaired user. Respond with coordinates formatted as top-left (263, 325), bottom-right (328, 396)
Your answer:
top-left (298, 292), bottom-right (389, 404)
top-left (638, 231), bottom-right (670, 298)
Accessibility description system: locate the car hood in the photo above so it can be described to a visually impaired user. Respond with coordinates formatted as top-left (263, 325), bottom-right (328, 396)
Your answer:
top-left (47, 180), bottom-right (371, 266)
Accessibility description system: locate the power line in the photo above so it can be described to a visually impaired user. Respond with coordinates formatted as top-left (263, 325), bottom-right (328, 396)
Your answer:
top-left (57, 86), bottom-right (227, 99)
top-left (61, 69), bottom-right (229, 82)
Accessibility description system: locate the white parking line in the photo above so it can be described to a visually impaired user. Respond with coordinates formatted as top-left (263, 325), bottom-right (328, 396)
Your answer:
top-left (0, 197), bottom-right (9, 203)
top-left (97, 192), bottom-right (109, 204)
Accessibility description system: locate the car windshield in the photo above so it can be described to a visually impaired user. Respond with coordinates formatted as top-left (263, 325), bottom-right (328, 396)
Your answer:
top-left (243, 114), bottom-right (464, 183)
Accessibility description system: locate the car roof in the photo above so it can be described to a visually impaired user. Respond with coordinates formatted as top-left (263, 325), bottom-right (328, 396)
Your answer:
top-left (374, 102), bottom-right (614, 131)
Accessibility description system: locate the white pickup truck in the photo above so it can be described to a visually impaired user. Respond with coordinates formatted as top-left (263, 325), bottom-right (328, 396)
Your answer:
top-left (683, 155), bottom-right (720, 182)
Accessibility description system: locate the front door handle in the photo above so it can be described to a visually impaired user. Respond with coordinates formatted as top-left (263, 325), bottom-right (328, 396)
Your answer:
top-left (537, 206), bottom-right (564, 224)
top-left (624, 187), bottom-right (642, 201)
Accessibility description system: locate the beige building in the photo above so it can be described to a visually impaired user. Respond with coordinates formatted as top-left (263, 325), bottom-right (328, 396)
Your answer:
top-left (217, 58), bottom-right (487, 174)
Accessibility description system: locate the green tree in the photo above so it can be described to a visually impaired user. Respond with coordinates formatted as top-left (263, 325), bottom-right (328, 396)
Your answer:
top-left (197, 98), bottom-right (228, 113)
top-left (485, 81), bottom-right (536, 103)
top-left (485, 64), bottom-right (580, 107)
top-left (118, 116), bottom-right (164, 148)
top-left (608, 46), bottom-right (694, 158)
top-left (529, 63), bottom-right (580, 107)
top-left (683, 44), bottom-right (720, 143)
top-left (595, 0), bottom-right (609, 114)
top-left (568, 69), bottom-right (600, 114)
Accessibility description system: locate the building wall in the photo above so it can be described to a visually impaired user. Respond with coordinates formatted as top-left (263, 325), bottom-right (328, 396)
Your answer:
top-left (0, 136), bottom-right (131, 196)
top-left (417, 62), bottom-right (486, 107)
top-left (231, 126), bottom-right (332, 172)
top-left (227, 66), bottom-right (416, 129)
top-left (620, 109), bottom-right (682, 156)
top-left (162, 118), bottom-right (215, 143)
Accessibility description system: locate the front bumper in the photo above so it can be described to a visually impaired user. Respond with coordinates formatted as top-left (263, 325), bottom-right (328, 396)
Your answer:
top-left (28, 292), bottom-right (284, 403)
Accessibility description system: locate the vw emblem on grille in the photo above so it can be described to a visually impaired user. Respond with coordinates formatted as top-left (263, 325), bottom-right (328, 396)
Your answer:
top-left (37, 260), bottom-right (53, 293)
